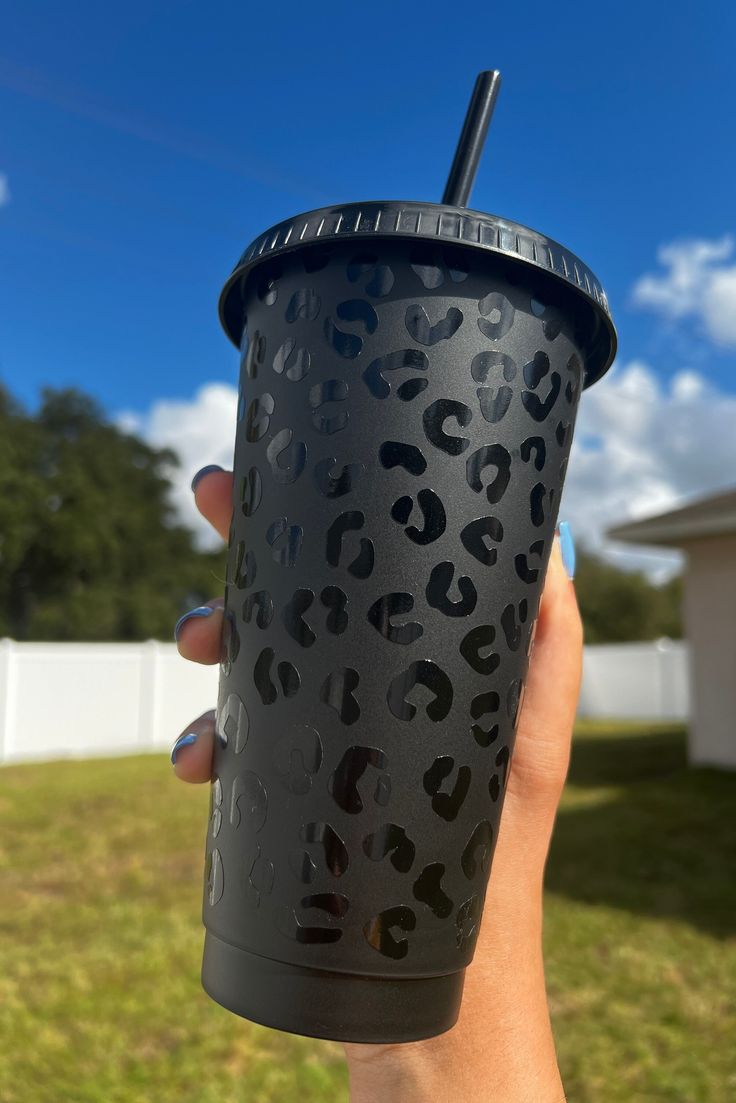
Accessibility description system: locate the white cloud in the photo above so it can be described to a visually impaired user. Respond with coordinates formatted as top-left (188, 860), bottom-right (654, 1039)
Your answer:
top-left (121, 363), bottom-right (736, 579)
top-left (118, 382), bottom-right (237, 549)
top-left (562, 360), bottom-right (736, 579)
top-left (0, 173), bottom-right (10, 208)
top-left (632, 235), bottom-right (736, 348)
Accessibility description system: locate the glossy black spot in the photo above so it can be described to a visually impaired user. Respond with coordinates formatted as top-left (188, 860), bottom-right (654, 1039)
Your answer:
top-left (272, 725), bottom-right (323, 795)
top-left (320, 586), bottom-right (349, 634)
top-left (245, 393), bottom-right (275, 442)
top-left (278, 896), bottom-right (347, 944)
top-left (258, 273), bottom-right (279, 306)
top-left (243, 590), bottom-right (274, 629)
top-left (413, 862), bottom-right (453, 918)
top-left (489, 746), bottom-right (510, 801)
top-left (266, 518), bottom-right (303, 567)
top-left (379, 441), bottom-right (427, 475)
top-left (282, 588), bottom-right (316, 647)
top-left (387, 660), bottom-right (453, 722)
top-left (336, 298), bottom-right (378, 333)
top-left (556, 420), bottom-right (572, 449)
top-left (245, 844), bottom-right (274, 908)
top-left (392, 488), bottom-right (446, 545)
top-left (367, 593), bottom-right (423, 644)
top-left (471, 350), bottom-right (517, 384)
top-left (277, 661), bottom-right (300, 698)
top-left (309, 379), bottom-right (349, 434)
top-left (520, 436), bottom-right (546, 471)
top-left (460, 624), bottom-right (500, 675)
top-left (470, 691), bottom-right (500, 747)
top-left (364, 906), bottom-right (416, 959)
top-left (409, 246), bottom-right (444, 289)
top-left (478, 385), bottom-right (513, 424)
top-left (220, 608), bottom-right (239, 677)
top-left (347, 252), bottom-right (395, 296)
top-left (406, 303), bottom-right (463, 345)
top-left (216, 693), bottom-right (249, 752)
top-left (285, 288), bottom-right (321, 323)
top-left (273, 338), bottom-right (311, 381)
top-left (267, 428), bottom-right (306, 484)
top-left (232, 541), bottom-right (257, 589)
top-left (523, 350), bottom-right (550, 389)
top-left (423, 756), bottom-right (471, 821)
top-left (477, 290), bottom-right (514, 339)
top-left (253, 647), bottom-right (277, 705)
top-left (329, 746), bottom-right (388, 813)
top-left (243, 329), bottom-right (267, 379)
top-left (397, 377), bottom-right (429, 401)
top-left (466, 445), bottom-right (512, 504)
top-left (522, 372), bottom-right (561, 421)
top-left (461, 820), bottom-right (493, 880)
top-left (530, 297), bottom-right (564, 340)
top-left (296, 822), bottom-right (349, 878)
top-left (229, 771), bottom-right (267, 832)
top-left (324, 316), bottom-right (362, 358)
top-left (320, 668), bottom-right (360, 725)
top-left (423, 398), bottom-right (472, 455)
top-left (326, 510), bottom-right (374, 579)
top-left (515, 539), bottom-right (545, 584)
top-left (362, 349), bottom-right (428, 399)
top-left (507, 679), bottom-right (523, 725)
top-left (313, 456), bottom-right (364, 498)
top-left (240, 466), bottom-right (262, 517)
top-left (363, 824), bottom-right (416, 873)
top-left (530, 482), bottom-right (554, 527)
top-left (460, 516), bottom-right (504, 567)
top-left (426, 562), bottom-right (477, 617)
top-left (456, 894), bottom-right (481, 950)
top-left (500, 599), bottom-right (529, 652)
top-left (391, 495), bottom-right (412, 525)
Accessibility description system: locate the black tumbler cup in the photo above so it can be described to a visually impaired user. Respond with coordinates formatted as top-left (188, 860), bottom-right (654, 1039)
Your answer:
top-left (200, 198), bottom-right (616, 1043)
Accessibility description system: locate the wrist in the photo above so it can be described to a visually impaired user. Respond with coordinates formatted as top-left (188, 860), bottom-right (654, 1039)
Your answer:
top-left (346, 894), bottom-right (564, 1103)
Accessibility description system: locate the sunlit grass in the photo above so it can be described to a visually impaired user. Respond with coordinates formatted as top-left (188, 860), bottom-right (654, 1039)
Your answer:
top-left (1, 722), bottom-right (733, 1102)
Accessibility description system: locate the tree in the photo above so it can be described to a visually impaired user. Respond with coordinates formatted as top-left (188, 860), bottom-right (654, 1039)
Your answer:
top-left (0, 386), bottom-right (226, 641)
top-left (574, 550), bottom-right (683, 643)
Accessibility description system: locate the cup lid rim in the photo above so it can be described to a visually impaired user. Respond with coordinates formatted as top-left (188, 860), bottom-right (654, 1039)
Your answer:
top-left (219, 200), bottom-right (617, 386)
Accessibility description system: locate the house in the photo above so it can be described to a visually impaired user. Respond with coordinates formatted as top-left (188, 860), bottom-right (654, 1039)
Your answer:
top-left (609, 488), bottom-right (736, 769)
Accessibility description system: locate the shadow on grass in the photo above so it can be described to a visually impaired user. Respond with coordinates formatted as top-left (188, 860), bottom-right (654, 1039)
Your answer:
top-left (547, 726), bottom-right (736, 938)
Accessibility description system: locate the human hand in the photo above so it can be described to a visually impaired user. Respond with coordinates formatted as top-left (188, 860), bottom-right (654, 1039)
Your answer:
top-left (173, 465), bottom-right (581, 1103)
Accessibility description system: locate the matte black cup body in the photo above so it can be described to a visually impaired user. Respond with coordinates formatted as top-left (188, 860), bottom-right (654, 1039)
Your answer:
top-left (202, 231), bottom-right (596, 1043)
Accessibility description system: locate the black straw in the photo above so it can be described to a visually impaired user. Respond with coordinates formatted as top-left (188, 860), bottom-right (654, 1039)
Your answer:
top-left (442, 70), bottom-right (501, 208)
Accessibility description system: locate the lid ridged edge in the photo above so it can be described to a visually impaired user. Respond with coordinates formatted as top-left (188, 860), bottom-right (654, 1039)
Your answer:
top-left (219, 201), bottom-right (617, 385)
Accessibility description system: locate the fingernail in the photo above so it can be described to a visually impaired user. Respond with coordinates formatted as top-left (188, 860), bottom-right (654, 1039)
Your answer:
top-left (171, 732), bottom-right (198, 765)
top-left (191, 464), bottom-right (224, 492)
top-left (174, 605), bottom-right (215, 640)
top-left (557, 521), bottom-right (576, 580)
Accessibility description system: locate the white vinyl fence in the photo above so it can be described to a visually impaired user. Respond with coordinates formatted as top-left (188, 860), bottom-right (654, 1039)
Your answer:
top-left (0, 637), bottom-right (690, 766)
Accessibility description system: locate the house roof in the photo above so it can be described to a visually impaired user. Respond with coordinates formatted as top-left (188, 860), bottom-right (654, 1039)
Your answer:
top-left (608, 487), bottom-right (736, 547)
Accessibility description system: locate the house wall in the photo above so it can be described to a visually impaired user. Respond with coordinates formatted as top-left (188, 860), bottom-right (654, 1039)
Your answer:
top-left (682, 534), bottom-right (736, 769)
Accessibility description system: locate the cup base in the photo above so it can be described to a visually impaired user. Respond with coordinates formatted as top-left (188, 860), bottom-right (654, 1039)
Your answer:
top-left (201, 930), bottom-right (465, 1043)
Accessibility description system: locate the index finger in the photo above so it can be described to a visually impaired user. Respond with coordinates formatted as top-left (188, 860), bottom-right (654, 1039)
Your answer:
top-left (191, 466), bottom-right (234, 543)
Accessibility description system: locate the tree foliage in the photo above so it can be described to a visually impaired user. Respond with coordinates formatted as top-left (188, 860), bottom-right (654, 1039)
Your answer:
top-left (575, 550), bottom-right (682, 643)
top-left (0, 386), bottom-right (226, 641)
top-left (0, 384), bottom-right (683, 643)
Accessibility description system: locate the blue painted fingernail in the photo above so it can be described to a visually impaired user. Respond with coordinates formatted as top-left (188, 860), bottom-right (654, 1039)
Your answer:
top-left (174, 605), bottom-right (215, 640)
top-left (191, 464), bottom-right (224, 492)
top-left (171, 732), bottom-right (198, 765)
top-left (557, 521), bottom-right (576, 580)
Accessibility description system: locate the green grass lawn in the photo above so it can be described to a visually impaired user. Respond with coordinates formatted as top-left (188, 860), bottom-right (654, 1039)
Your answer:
top-left (1, 723), bottom-right (734, 1102)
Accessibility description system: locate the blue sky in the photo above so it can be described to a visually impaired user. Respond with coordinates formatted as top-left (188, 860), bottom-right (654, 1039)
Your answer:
top-left (1, 1), bottom-right (735, 568)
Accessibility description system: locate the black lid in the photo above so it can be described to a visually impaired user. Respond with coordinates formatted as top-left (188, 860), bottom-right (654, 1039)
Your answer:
top-left (219, 200), bottom-right (617, 387)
